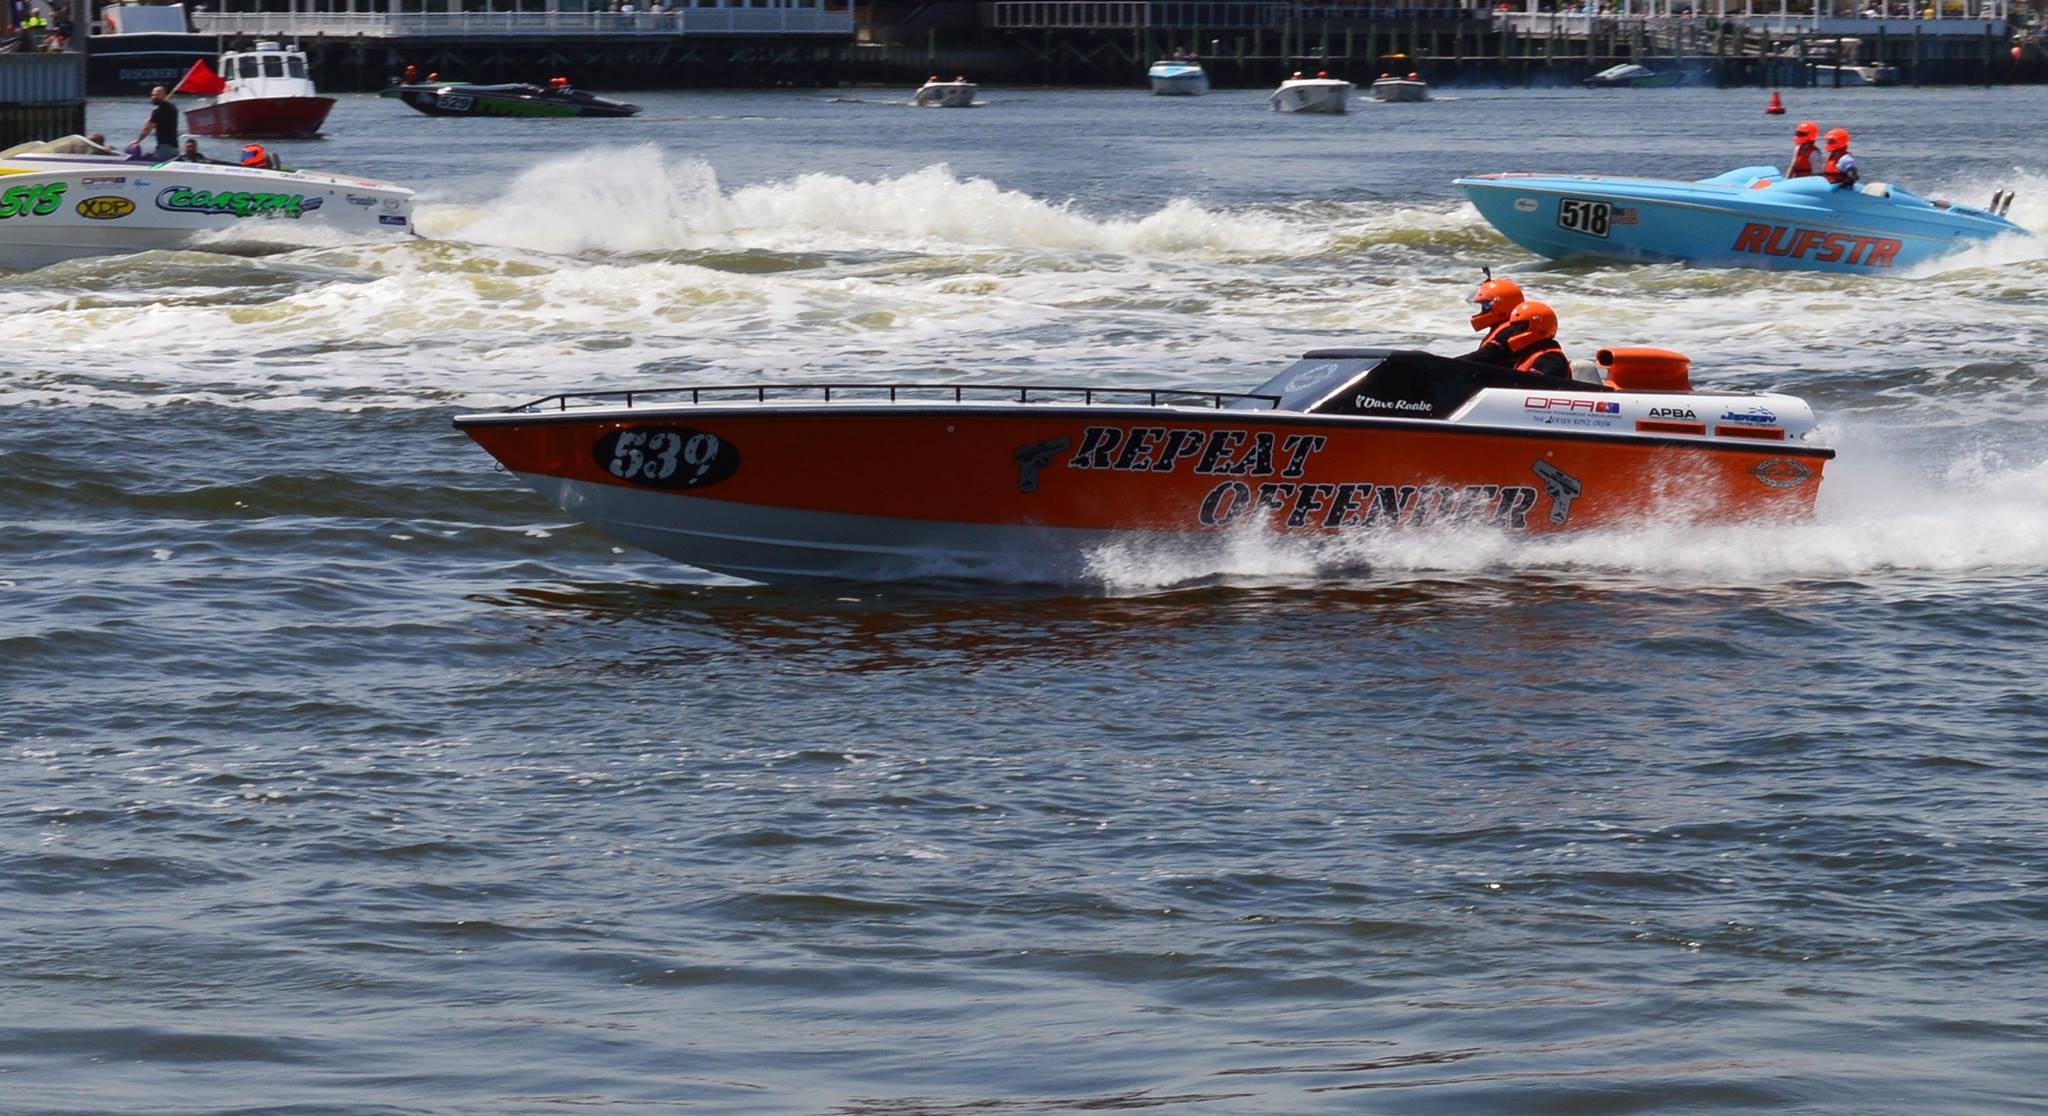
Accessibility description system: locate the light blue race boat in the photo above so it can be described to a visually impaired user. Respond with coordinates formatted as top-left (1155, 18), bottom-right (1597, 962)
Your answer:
top-left (1455, 166), bottom-right (2027, 274)
top-left (1147, 60), bottom-right (1210, 96)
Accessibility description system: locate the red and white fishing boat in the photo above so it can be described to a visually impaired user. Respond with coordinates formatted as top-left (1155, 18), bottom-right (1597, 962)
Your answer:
top-left (454, 347), bottom-right (1835, 583)
top-left (179, 42), bottom-right (336, 139)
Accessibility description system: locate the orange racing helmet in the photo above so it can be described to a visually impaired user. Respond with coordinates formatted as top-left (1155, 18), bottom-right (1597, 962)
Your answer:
top-left (240, 142), bottom-right (267, 167)
top-left (1468, 276), bottom-right (1524, 331)
top-left (1505, 300), bottom-right (1558, 351)
top-left (1824, 127), bottom-right (1851, 152)
top-left (1793, 119), bottom-right (1819, 143)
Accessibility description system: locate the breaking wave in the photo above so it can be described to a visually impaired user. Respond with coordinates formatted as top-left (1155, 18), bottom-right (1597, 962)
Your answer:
top-left (434, 144), bottom-right (1318, 259)
top-left (1080, 421), bottom-right (2048, 594)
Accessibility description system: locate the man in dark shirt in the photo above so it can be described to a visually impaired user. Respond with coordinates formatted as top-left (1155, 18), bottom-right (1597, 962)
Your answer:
top-left (135, 85), bottom-right (178, 160)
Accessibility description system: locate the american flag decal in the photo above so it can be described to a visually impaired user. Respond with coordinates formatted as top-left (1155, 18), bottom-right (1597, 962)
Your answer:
top-left (1611, 207), bottom-right (1639, 225)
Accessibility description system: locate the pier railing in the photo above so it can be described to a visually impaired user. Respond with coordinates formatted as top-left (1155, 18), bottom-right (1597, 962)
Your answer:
top-left (988, 2), bottom-right (1480, 30)
top-left (1496, 9), bottom-right (2007, 37)
top-left (193, 8), bottom-right (855, 39)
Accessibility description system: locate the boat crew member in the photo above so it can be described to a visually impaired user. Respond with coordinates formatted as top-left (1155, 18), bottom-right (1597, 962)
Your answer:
top-left (403, 64), bottom-right (418, 84)
top-left (240, 142), bottom-right (277, 168)
top-left (135, 85), bottom-right (179, 161)
top-left (1787, 120), bottom-right (1822, 178)
top-left (1502, 301), bottom-right (1570, 377)
top-left (1822, 128), bottom-right (1858, 189)
top-left (1461, 274), bottom-right (1525, 365)
top-left (176, 137), bottom-right (211, 162)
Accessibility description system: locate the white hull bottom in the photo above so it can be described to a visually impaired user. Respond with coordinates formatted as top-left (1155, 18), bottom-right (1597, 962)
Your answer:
top-left (0, 222), bottom-right (364, 269)
top-left (1150, 76), bottom-right (1210, 96)
top-left (913, 83), bottom-right (977, 107)
top-left (523, 473), bottom-right (1158, 583)
top-left (1270, 82), bottom-right (1353, 113)
top-left (1371, 80), bottom-right (1430, 102)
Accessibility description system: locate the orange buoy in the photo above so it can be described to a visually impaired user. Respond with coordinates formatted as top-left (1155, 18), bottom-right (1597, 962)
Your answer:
top-left (1765, 90), bottom-right (1786, 115)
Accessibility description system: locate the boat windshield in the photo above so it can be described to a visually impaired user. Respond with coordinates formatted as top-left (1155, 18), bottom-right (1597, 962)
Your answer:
top-left (1237, 350), bottom-right (1608, 419)
top-left (0, 135), bottom-right (107, 157)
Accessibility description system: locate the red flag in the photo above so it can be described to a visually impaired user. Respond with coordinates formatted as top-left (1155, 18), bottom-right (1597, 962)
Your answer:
top-left (174, 58), bottom-right (228, 97)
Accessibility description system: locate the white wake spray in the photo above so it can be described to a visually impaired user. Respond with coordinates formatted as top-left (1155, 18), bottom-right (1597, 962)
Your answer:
top-left (435, 144), bottom-right (1318, 259)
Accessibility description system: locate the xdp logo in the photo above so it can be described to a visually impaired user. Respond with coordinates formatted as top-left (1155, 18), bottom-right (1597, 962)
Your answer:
top-left (75, 195), bottom-right (135, 220)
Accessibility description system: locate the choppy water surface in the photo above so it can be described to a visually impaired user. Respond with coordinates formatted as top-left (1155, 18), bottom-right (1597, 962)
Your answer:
top-left (3, 87), bottom-right (2045, 1113)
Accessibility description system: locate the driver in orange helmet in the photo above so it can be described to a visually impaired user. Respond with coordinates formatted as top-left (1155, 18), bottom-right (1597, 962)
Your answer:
top-left (1822, 128), bottom-right (1858, 189)
top-left (1787, 120), bottom-right (1822, 178)
top-left (1500, 301), bottom-right (1570, 377)
top-left (1461, 274), bottom-right (1525, 366)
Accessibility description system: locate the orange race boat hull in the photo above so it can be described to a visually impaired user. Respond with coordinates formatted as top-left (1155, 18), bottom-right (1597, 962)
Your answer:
top-left (457, 404), bottom-right (1830, 582)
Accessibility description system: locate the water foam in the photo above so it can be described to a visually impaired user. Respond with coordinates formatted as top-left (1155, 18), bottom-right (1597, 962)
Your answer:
top-left (1080, 420), bottom-right (2048, 594)
top-left (436, 144), bottom-right (1316, 259)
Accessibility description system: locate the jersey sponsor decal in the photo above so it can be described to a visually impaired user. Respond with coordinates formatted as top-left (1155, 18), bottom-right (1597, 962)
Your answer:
top-left (1730, 222), bottom-right (1900, 267)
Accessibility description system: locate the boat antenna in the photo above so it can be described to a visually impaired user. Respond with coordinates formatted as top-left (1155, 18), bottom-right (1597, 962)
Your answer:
top-left (1482, 265), bottom-right (1492, 280)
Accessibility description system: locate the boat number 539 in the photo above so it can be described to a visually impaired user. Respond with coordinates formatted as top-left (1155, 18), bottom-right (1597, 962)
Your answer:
top-left (593, 426), bottom-right (740, 490)
top-left (1557, 198), bottom-right (1611, 238)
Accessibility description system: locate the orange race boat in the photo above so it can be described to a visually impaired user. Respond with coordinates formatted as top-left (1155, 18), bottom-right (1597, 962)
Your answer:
top-left (455, 347), bottom-right (1834, 583)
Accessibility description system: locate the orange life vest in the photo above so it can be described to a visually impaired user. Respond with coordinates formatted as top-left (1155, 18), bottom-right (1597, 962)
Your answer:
top-left (1787, 141), bottom-right (1819, 178)
top-left (1823, 150), bottom-right (1856, 186)
top-left (1514, 339), bottom-right (1568, 376)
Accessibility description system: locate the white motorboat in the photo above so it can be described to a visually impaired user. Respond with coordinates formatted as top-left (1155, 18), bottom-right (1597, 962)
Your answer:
top-left (1811, 62), bottom-right (1902, 86)
top-left (182, 41), bottom-right (336, 138)
top-left (1585, 63), bottom-right (1683, 88)
top-left (1780, 38), bottom-right (1902, 86)
top-left (1270, 73), bottom-right (1353, 114)
top-left (0, 135), bottom-right (414, 270)
top-left (1148, 60), bottom-right (1209, 96)
top-left (913, 76), bottom-right (977, 107)
top-left (1370, 73), bottom-right (1430, 102)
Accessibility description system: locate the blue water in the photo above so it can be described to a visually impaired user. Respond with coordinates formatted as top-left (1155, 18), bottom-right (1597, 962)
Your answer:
top-left (2, 86), bottom-right (2045, 1113)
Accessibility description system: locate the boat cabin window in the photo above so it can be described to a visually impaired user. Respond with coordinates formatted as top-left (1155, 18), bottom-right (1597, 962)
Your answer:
top-left (263, 55), bottom-right (285, 77)
top-left (288, 56), bottom-right (306, 78)
top-left (238, 56), bottom-right (258, 78)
